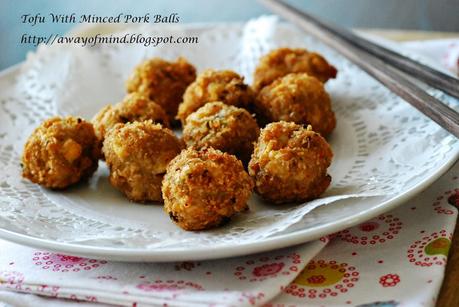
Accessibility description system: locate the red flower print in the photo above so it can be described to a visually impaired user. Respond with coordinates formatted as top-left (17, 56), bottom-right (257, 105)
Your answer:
top-left (57, 255), bottom-right (83, 263)
top-left (359, 222), bottom-right (379, 232)
top-left (252, 263), bottom-right (284, 277)
top-left (233, 252), bottom-right (301, 282)
top-left (337, 214), bottom-right (402, 245)
top-left (285, 260), bottom-right (360, 299)
top-left (379, 274), bottom-right (400, 287)
top-left (32, 251), bottom-right (107, 272)
top-left (407, 230), bottom-right (452, 266)
top-left (175, 261), bottom-right (200, 271)
top-left (307, 275), bottom-right (326, 284)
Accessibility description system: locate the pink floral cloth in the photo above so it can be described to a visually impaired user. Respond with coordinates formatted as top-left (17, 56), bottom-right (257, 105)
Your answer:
top-left (0, 39), bottom-right (458, 307)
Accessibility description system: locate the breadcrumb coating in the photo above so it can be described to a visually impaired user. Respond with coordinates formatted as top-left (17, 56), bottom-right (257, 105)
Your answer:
top-left (255, 73), bottom-right (336, 136)
top-left (183, 102), bottom-right (259, 163)
top-left (248, 121), bottom-right (332, 204)
top-left (103, 120), bottom-right (183, 203)
top-left (92, 93), bottom-right (170, 146)
top-left (126, 57), bottom-right (196, 120)
top-left (177, 69), bottom-right (254, 125)
top-left (21, 116), bottom-right (100, 189)
top-left (162, 147), bottom-right (254, 231)
top-left (253, 47), bottom-right (337, 91)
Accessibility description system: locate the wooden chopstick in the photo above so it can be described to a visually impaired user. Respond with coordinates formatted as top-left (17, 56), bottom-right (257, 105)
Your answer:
top-left (287, 8), bottom-right (459, 100)
top-left (259, 0), bottom-right (459, 139)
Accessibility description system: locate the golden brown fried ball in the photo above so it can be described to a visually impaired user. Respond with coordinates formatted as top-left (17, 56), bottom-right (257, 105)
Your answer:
top-left (162, 147), bottom-right (254, 231)
top-left (21, 116), bottom-right (100, 189)
top-left (248, 121), bottom-right (332, 204)
top-left (182, 102), bottom-right (259, 163)
top-left (103, 120), bottom-right (183, 203)
top-left (177, 69), bottom-right (254, 125)
top-left (126, 57), bottom-right (196, 119)
top-left (253, 47), bottom-right (337, 91)
top-left (255, 73), bottom-right (336, 136)
top-left (92, 93), bottom-right (170, 145)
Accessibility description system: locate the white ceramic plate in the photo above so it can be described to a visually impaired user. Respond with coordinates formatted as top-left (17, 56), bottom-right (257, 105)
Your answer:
top-left (0, 19), bottom-right (458, 261)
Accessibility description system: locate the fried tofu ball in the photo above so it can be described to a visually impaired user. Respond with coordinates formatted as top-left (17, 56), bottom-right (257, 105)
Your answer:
top-left (92, 93), bottom-right (170, 145)
top-left (103, 120), bottom-right (183, 203)
top-left (21, 116), bottom-right (100, 189)
top-left (162, 147), bottom-right (254, 231)
top-left (248, 121), bottom-right (332, 204)
top-left (253, 48), bottom-right (337, 91)
top-left (182, 102), bottom-right (259, 163)
top-left (255, 73), bottom-right (336, 136)
top-left (177, 69), bottom-right (254, 125)
top-left (126, 57), bottom-right (196, 119)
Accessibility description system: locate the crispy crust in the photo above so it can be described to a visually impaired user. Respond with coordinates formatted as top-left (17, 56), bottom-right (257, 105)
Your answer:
top-left (162, 147), bottom-right (254, 231)
top-left (182, 102), bottom-right (260, 163)
top-left (248, 121), bottom-right (333, 204)
top-left (21, 116), bottom-right (100, 189)
top-left (177, 69), bottom-right (254, 125)
top-left (103, 120), bottom-right (183, 203)
top-left (253, 47), bottom-right (337, 91)
top-left (255, 73), bottom-right (336, 136)
top-left (92, 93), bottom-right (170, 145)
top-left (126, 57), bottom-right (196, 119)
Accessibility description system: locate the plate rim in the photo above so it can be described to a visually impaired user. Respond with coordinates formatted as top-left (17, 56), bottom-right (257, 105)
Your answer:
top-left (1, 57), bottom-right (458, 262)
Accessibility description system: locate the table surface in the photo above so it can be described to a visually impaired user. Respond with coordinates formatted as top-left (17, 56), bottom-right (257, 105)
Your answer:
top-left (368, 29), bottom-right (458, 307)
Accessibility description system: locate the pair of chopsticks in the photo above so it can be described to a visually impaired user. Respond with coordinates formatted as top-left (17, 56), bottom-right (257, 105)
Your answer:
top-left (259, 0), bottom-right (459, 139)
